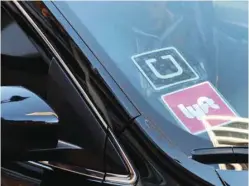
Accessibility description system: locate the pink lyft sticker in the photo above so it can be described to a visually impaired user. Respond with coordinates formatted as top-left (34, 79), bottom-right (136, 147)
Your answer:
top-left (161, 81), bottom-right (238, 134)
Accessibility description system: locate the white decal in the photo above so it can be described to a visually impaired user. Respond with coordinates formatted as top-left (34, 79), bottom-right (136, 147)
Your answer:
top-left (132, 47), bottom-right (199, 90)
top-left (145, 55), bottom-right (183, 79)
top-left (178, 96), bottom-right (220, 120)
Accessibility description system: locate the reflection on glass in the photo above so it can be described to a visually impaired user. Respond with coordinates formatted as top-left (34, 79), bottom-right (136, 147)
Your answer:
top-left (202, 115), bottom-right (248, 170)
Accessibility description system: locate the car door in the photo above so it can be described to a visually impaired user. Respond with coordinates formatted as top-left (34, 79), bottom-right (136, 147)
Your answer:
top-left (1, 3), bottom-right (106, 186)
top-left (2, 2), bottom-right (137, 186)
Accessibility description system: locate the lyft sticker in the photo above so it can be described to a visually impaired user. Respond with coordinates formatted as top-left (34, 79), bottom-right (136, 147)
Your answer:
top-left (161, 82), bottom-right (238, 134)
top-left (131, 47), bottom-right (199, 90)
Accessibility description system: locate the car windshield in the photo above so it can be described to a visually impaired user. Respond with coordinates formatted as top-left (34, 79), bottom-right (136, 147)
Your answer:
top-left (53, 1), bottom-right (248, 170)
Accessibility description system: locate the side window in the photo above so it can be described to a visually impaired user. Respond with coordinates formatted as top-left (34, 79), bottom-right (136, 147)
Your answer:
top-left (1, 7), bottom-right (106, 176)
top-left (45, 58), bottom-right (107, 173)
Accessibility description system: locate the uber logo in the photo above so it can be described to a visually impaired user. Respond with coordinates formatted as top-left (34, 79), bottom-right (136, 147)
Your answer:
top-left (132, 47), bottom-right (199, 90)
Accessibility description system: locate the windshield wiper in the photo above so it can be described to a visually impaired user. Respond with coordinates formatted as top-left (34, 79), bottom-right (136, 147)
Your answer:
top-left (191, 146), bottom-right (248, 164)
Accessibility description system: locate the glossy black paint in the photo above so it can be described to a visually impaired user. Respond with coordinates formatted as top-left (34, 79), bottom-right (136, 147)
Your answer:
top-left (2, 86), bottom-right (59, 160)
top-left (1, 86), bottom-right (58, 123)
top-left (105, 138), bottom-right (129, 175)
top-left (1, 1), bottom-right (247, 186)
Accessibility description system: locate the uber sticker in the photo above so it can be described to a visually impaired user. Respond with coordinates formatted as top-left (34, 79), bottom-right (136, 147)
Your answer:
top-left (161, 82), bottom-right (238, 134)
top-left (132, 47), bottom-right (199, 90)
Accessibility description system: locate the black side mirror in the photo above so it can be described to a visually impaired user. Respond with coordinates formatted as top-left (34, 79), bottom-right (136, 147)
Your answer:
top-left (1, 86), bottom-right (59, 160)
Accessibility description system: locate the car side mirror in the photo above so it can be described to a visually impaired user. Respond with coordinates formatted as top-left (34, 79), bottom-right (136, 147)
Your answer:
top-left (1, 86), bottom-right (59, 160)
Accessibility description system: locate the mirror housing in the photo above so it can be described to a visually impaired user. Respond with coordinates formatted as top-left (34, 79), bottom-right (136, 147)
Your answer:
top-left (1, 86), bottom-right (59, 160)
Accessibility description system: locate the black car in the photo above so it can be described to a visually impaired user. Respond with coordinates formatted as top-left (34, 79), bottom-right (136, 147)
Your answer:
top-left (1, 1), bottom-right (248, 186)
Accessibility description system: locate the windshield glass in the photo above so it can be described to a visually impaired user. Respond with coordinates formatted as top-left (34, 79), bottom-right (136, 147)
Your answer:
top-left (54, 1), bottom-right (248, 170)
